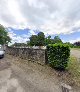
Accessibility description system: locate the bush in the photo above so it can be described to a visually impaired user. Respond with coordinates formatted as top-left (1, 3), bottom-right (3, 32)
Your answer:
top-left (47, 43), bottom-right (70, 70)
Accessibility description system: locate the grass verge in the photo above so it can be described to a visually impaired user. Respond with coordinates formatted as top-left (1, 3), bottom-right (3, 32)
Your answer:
top-left (67, 56), bottom-right (80, 87)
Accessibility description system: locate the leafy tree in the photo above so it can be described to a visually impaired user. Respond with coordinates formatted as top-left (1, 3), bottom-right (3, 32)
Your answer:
top-left (37, 32), bottom-right (45, 46)
top-left (29, 33), bottom-right (62, 46)
top-left (45, 36), bottom-right (62, 45)
top-left (29, 32), bottom-right (45, 46)
top-left (64, 42), bottom-right (73, 48)
top-left (45, 35), bottom-right (52, 45)
top-left (30, 35), bottom-right (38, 46)
top-left (53, 36), bottom-right (62, 44)
top-left (74, 41), bottom-right (80, 46)
top-left (27, 41), bottom-right (30, 46)
top-left (0, 24), bottom-right (11, 45)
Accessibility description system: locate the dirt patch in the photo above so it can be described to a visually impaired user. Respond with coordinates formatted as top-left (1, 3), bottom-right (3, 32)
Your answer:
top-left (5, 54), bottom-right (80, 92)
top-left (1, 55), bottom-right (62, 92)
top-left (70, 48), bottom-right (80, 59)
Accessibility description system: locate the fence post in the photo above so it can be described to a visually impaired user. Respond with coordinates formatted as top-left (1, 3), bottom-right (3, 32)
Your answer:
top-left (61, 83), bottom-right (72, 92)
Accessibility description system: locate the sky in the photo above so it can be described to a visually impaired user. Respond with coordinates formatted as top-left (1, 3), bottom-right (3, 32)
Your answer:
top-left (0, 0), bottom-right (80, 44)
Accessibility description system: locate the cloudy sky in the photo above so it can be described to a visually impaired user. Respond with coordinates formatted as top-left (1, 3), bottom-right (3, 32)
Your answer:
top-left (0, 0), bottom-right (80, 44)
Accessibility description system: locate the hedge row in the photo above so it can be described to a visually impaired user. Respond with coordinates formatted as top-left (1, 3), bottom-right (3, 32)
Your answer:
top-left (47, 43), bottom-right (70, 70)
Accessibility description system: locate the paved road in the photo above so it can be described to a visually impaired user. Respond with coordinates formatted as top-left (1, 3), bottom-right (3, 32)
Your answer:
top-left (0, 56), bottom-right (61, 92)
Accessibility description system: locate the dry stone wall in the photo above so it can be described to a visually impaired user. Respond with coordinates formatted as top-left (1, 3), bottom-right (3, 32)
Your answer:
top-left (6, 47), bottom-right (47, 64)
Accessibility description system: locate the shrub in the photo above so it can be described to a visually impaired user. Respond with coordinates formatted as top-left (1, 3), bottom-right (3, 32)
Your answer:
top-left (47, 43), bottom-right (70, 70)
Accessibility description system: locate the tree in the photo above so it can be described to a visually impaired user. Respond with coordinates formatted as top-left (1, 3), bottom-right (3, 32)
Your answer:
top-left (29, 33), bottom-right (62, 46)
top-left (64, 42), bottom-right (73, 48)
top-left (29, 32), bottom-right (45, 46)
top-left (27, 41), bottom-right (30, 46)
top-left (45, 35), bottom-right (52, 45)
top-left (0, 25), bottom-right (11, 45)
top-left (74, 41), bottom-right (80, 46)
top-left (53, 36), bottom-right (62, 44)
top-left (11, 42), bottom-right (27, 47)
top-left (37, 32), bottom-right (45, 46)
top-left (30, 35), bottom-right (38, 46)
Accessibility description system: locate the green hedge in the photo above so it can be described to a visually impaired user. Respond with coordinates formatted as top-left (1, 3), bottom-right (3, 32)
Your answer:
top-left (47, 43), bottom-right (70, 70)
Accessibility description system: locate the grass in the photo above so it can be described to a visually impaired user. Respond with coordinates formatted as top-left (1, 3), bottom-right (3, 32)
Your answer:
top-left (71, 47), bottom-right (80, 49)
top-left (67, 56), bottom-right (80, 86)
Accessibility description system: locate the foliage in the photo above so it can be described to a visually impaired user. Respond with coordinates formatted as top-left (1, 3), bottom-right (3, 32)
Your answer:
top-left (29, 32), bottom-right (63, 46)
top-left (29, 32), bottom-right (45, 46)
top-left (37, 32), bottom-right (45, 46)
top-left (27, 41), bottom-right (30, 46)
top-left (45, 35), bottom-right (52, 45)
top-left (73, 46), bottom-right (80, 48)
top-left (30, 35), bottom-right (38, 46)
top-left (45, 35), bottom-right (62, 45)
top-left (53, 36), bottom-right (62, 44)
top-left (74, 41), bottom-right (80, 46)
top-left (47, 43), bottom-right (70, 70)
top-left (64, 42), bottom-right (73, 48)
top-left (0, 24), bottom-right (11, 44)
top-left (73, 41), bottom-right (80, 48)
top-left (11, 42), bottom-right (27, 47)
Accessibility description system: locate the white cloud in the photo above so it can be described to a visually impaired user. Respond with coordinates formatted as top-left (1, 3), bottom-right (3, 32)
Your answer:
top-left (8, 29), bottom-right (29, 45)
top-left (0, 0), bottom-right (80, 35)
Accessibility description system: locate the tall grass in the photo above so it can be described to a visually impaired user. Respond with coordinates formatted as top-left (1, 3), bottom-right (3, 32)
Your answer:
top-left (67, 56), bottom-right (80, 86)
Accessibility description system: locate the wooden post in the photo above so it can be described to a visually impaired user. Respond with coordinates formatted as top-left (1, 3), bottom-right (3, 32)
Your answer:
top-left (61, 83), bottom-right (72, 92)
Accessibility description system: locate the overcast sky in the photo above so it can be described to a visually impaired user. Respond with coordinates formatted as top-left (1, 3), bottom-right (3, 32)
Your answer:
top-left (0, 0), bottom-right (80, 44)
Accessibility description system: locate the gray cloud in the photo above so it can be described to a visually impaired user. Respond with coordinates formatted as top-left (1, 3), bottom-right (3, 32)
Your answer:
top-left (0, 0), bottom-right (80, 34)
top-left (0, 0), bottom-right (17, 26)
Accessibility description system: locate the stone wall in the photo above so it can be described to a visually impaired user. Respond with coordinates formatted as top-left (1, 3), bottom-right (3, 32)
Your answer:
top-left (6, 47), bottom-right (47, 64)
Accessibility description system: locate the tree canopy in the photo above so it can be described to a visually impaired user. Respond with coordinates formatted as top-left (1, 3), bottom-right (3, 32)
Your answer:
top-left (74, 41), bottom-right (80, 46)
top-left (29, 32), bottom-right (45, 46)
top-left (0, 24), bottom-right (11, 45)
top-left (53, 36), bottom-right (62, 44)
top-left (28, 32), bottom-right (62, 46)
top-left (30, 35), bottom-right (38, 46)
top-left (37, 32), bottom-right (45, 46)
top-left (45, 35), bottom-right (52, 45)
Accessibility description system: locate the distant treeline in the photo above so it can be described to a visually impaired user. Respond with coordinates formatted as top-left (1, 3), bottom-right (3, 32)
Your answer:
top-left (11, 32), bottom-right (80, 48)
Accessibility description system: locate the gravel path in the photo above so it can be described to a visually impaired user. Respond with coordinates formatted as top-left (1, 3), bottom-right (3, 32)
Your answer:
top-left (70, 48), bottom-right (80, 61)
top-left (0, 55), bottom-right (62, 92)
top-left (0, 53), bottom-right (80, 92)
